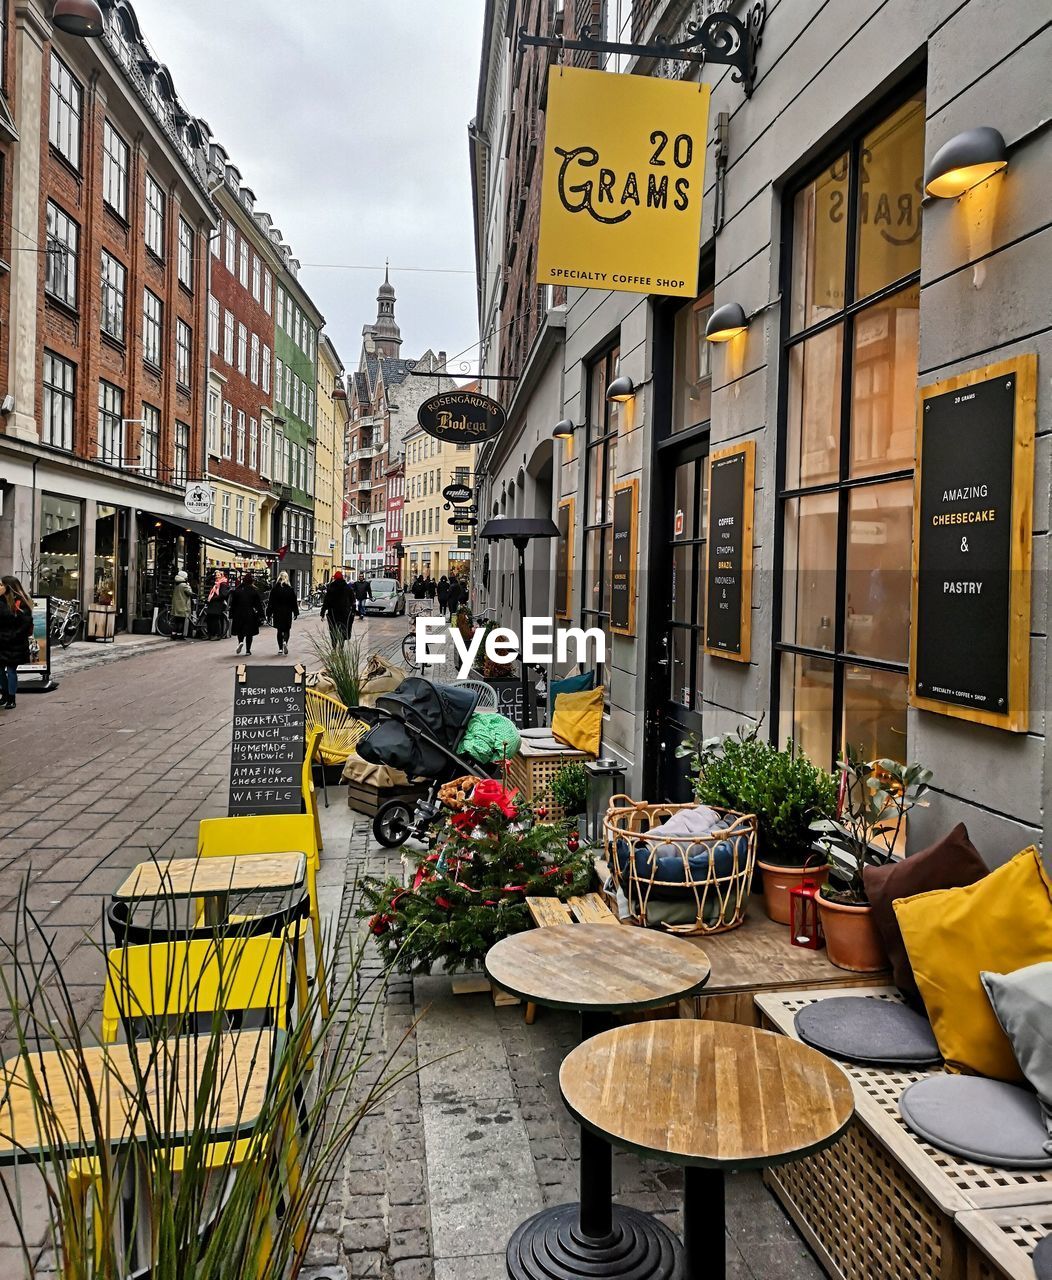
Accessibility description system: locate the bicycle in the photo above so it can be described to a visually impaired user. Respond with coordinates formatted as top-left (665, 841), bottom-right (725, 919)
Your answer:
top-left (400, 600), bottom-right (437, 670)
top-left (48, 596), bottom-right (83, 648)
top-left (155, 595), bottom-right (208, 639)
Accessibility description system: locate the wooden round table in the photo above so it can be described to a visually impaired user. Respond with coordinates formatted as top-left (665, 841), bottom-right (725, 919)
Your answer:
top-left (486, 924), bottom-right (712, 1280)
top-left (560, 1019), bottom-right (855, 1278)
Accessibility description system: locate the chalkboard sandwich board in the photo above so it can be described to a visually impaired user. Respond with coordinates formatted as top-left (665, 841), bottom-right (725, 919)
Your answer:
top-left (910, 355), bottom-right (1036, 732)
top-left (704, 440), bottom-right (755, 663)
top-left (229, 664), bottom-right (306, 816)
top-left (610, 479), bottom-right (638, 637)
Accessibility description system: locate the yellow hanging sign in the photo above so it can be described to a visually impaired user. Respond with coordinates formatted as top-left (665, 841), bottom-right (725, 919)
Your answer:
top-left (537, 67), bottom-right (710, 298)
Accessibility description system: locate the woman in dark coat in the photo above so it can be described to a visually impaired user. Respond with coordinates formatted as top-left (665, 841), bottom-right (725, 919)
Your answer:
top-left (446, 577), bottom-right (463, 620)
top-left (411, 575), bottom-right (425, 600)
top-left (436, 575), bottom-right (450, 611)
top-left (229, 572), bottom-right (264, 656)
top-left (320, 570), bottom-right (354, 642)
top-left (0, 575), bottom-right (35, 710)
top-left (266, 570), bottom-right (299, 655)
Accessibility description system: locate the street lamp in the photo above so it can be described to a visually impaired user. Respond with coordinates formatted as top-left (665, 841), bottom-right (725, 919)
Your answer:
top-left (481, 516), bottom-right (560, 729)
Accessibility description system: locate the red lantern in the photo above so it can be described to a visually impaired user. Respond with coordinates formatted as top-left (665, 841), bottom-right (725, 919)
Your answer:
top-left (789, 879), bottom-right (824, 950)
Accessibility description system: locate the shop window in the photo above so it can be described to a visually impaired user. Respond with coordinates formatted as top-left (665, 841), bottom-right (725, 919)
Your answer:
top-left (581, 344), bottom-right (621, 689)
top-left (98, 380), bottom-right (124, 465)
top-left (39, 493), bottom-right (82, 599)
top-left (42, 350), bottom-right (75, 451)
top-left (93, 504), bottom-right (120, 608)
top-left (101, 251), bottom-right (126, 341)
top-left (777, 86), bottom-right (923, 770)
top-left (45, 201), bottom-right (78, 308)
top-left (672, 290), bottom-right (713, 433)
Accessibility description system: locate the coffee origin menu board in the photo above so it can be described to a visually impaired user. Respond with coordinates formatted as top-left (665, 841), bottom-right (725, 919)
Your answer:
top-left (228, 665), bottom-right (306, 815)
top-left (610, 479), bottom-right (638, 636)
top-left (704, 441), bottom-right (755, 662)
top-left (911, 356), bottom-right (1035, 732)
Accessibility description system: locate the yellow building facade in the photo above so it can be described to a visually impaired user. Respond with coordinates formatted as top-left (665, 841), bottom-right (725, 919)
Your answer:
top-left (314, 336), bottom-right (347, 586)
top-left (401, 423), bottom-right (476, 583)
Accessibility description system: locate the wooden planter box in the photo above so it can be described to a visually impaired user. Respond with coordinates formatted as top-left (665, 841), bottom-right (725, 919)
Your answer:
top-left (346, 779), bottom-right (424, 818)
top-left (507, 740), bottom-right (590, 822)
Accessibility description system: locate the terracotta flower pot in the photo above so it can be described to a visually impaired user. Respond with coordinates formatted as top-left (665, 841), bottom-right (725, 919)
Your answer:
top-left (817, 896), bottom-right (887, 972)
top-left (757, 859), bottom-right (828, 925)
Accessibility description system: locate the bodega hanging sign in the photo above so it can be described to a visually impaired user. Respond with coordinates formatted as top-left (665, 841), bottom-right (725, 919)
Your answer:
top-left (417, 390), bottom-right (506, 445)
top-left (537, 66), bottom-right (709, 298)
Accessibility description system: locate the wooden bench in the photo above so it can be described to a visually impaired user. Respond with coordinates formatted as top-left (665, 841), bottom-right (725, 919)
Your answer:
top-left (522, 893), bottom-right (618, 1022)
top-left (754, 987), bottom-right (1052, 1280)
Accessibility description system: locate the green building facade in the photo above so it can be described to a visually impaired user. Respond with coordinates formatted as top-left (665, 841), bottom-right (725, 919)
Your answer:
top-left (272, 272), bottom-right (324, 598)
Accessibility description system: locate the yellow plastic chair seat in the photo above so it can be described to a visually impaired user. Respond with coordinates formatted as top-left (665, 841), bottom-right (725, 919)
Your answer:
top-left (305, 688), bottom-right (369, 766)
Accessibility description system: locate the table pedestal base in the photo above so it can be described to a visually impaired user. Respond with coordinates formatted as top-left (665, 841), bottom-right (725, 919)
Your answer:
top-left (507, 1202), bottom-right (680, 1279)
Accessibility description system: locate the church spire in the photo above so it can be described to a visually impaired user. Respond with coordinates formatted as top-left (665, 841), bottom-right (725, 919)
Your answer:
top-left (373, 264), bottom-right (401, 357)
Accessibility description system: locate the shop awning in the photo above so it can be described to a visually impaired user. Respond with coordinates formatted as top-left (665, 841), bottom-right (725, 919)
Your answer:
top-left (140, 511), bottom-right (277, 560)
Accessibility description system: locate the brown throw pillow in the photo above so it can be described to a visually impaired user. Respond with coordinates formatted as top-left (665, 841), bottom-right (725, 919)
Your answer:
top-left (863, 823), bottom-right (988, 1002)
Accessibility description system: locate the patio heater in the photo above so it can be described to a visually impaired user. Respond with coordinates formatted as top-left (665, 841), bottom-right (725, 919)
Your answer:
top-left (585, 757), bottom-right (627, 848)
top-left (480, 517), bottom-right (559, 729)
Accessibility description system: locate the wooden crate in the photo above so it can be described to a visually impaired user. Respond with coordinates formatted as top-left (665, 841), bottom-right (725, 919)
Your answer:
top-left (756, 988), bottom-right (1052, 1280)
top-left (507, 740), bottom-right (590, 822)
top-left (346, 779), bottom-right (424, 818)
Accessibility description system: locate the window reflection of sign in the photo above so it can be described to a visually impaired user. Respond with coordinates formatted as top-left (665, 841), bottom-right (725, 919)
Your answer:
top-left (851, 521), bottom-right (887, 545)
top-left (610, 480), bottom-right (638, 636)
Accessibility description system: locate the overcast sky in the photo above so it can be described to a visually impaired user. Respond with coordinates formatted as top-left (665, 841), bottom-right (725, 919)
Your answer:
top-left (131, 0), bottom-right (485, 375)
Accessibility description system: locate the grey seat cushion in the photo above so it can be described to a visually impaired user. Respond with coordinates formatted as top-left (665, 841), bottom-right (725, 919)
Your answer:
top-left (1033, 1233), bottom-right (1052, 1280)
top-left (899, 1076), bottom-right (1052, 1169)
top-left (794, 997), bottom-right (942, 1067)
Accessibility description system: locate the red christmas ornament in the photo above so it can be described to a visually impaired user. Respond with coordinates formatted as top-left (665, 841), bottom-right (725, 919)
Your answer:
top-left (435, 895), bottom-right (453, 910)
top-left (369, 913), bottom-right (390, 936)
top-left (536, 807), bottom-right (548, 819)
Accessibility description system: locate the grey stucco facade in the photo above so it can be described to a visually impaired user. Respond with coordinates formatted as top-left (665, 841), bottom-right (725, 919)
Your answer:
top-left (472, 0), bottom-right (1051, 868)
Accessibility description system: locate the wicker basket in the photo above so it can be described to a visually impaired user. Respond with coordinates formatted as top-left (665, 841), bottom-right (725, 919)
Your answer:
top-left (603, 796), bottom-right (757, 936)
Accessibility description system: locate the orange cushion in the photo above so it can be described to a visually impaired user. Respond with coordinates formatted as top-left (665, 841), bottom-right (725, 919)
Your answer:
top-left (893, 847), bottom-right (1052, 1080)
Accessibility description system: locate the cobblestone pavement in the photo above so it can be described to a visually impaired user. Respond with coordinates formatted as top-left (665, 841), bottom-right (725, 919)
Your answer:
top-left (0, 614), bottom-right (823, 1280)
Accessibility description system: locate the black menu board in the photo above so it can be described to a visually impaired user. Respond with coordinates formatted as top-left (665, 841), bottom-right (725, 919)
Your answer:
top-left (610, 479), bottom-right (638, 636)
top-left (911, 358), bottom-right (1035, 732)
top-left (705, 441), bottom-right (754, 662)
top-left (228, 665), bottom-right (306, 816)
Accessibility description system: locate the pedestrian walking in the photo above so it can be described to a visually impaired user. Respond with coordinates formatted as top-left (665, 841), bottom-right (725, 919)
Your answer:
top-left (205, 571), bottom-right (229, 640)
top-left (436, 575), bottom-right (450, 612)
top-left (170, 570), bottom-right (193, 640)
top-left (411, 575), bottom-right (425, 601)
top-left (447, 576), bottom-right (464, 620)
top-left (0, 575), bottom-right (34, 710)
top-left (267, 570), bottom-right (299, 655)
top-left (354, 573), bottom-right (373, 618)
top-left (424, 575), bottom-right (436, 603)
top-left (320, 569), bottom-right (354, 642)
top-left (230, 571), bottom-right (264, 656)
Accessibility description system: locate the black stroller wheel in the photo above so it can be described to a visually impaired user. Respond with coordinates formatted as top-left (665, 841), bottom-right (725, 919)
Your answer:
top-left (374, 799), bottom-right (414, 848)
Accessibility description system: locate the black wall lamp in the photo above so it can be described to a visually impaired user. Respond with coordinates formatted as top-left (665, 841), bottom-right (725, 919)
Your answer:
top-left (705, 302), bottom-right (749, 343)
top-left (924, 127), bottom-right (1007, 198)
top-left (551, 419), bottom-right (576, 441)
top-left (606, 376), bottom-right (635, 404)
top-left (52, 0), bottom-right (105, 36)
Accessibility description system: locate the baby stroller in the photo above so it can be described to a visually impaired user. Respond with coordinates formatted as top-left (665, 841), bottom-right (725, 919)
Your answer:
top-left (351, 676), bottom-right (500, 848)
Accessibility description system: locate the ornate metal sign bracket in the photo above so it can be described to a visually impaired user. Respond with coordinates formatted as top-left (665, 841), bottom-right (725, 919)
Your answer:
top-left (518, 2), bottom-right (766, 97)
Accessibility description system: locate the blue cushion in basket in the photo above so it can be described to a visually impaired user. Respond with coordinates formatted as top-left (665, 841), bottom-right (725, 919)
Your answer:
top-left (614, 806), bottom-right (747, 901)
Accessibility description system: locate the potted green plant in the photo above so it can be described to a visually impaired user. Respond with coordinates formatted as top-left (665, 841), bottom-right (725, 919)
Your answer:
top-left (550, 761), bottom-right (589, 824)
top-left (680, 726), bottom-right (837, 923)
top-left (810, 748), bottom-right (932, 971)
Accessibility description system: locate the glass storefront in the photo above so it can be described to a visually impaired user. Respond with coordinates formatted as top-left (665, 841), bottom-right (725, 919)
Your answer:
top-left (777, 87), bottom-right (924, 770)
top-left (38, 493), bottom-right (82, 600)
top-left (93, 504), bottom-right (126, 620)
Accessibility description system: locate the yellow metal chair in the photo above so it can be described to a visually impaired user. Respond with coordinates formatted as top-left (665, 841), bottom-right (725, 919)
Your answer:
top-left (72, 935), bottom-right (301, 1264)
top-left (305, 687), bottom-right (369, 767)
top-left (197, 815), bottom-right (329, 1020)
top-left (303, 725), bottom-right (325, 853)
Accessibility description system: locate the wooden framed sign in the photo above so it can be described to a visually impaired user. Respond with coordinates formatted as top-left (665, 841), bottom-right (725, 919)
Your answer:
top-left (910, 355), bottom-right (1036, 731)
top-left (229, 664), bottom-right (306, 815)
top-left (610, 479), bottom-right (638, 636)
top-left (555, 497), bottom-right (574, 620)
top-left (704, 440), bottom-right (755, 662)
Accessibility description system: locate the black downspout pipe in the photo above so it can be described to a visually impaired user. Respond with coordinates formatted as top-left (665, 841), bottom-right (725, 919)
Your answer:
top-left (515, 534), bottom-right (531, 729)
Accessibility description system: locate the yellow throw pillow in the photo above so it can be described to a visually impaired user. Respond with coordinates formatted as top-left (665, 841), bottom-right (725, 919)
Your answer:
top-left (551, 686), bottom-right (604, 757)
top-left (893, 846), bottom-right (1052, 1081)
